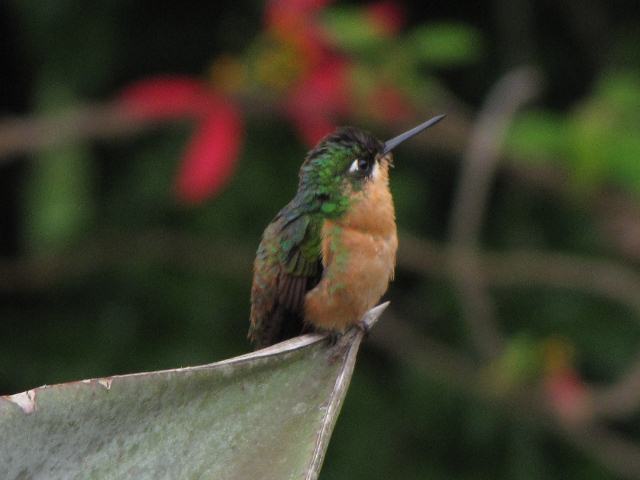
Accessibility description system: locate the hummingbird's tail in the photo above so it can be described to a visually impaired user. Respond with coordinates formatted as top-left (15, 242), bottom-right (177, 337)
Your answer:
top-left (249, 305), bottom-right (306, 350)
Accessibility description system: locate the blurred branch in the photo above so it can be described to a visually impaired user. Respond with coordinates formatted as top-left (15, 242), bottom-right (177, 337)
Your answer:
top-left (448, 66), bottom-right (542, 359)
top-left (0, 230), bottom-right (254, 291)
top-left (591, 354), bottom-right (640, 419)
top-left (449, 66), bottom-right (542, 249)
top-left (0, 92), bottom-right (276, 163)
top-left (557, 423), bottom-right (640, 480)
top-left (596, 192), bottom-right (640, 264)
top-left (0, 98), bottom-right (469, 164)
top-left (0, 105), bottom-right (161, 162)
top-left (399, 233), bottom-right (640, 323)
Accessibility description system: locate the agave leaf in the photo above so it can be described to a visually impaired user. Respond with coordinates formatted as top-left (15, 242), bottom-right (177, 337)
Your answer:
top-left (0, 303), bottom-right (388, 480)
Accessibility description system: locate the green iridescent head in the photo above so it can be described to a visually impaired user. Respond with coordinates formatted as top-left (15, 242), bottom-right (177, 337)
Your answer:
top-left (297, 127), bottom-right (384, 217)
top-left (295, 115), bottom-right (446, 218)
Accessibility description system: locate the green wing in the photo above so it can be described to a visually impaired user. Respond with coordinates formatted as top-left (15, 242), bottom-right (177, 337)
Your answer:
top-left (249, 207), bottom-right (322, 349)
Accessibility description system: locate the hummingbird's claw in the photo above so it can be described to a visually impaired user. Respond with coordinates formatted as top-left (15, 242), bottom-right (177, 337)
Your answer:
top-left (327, 331), bottom-right (343, 346)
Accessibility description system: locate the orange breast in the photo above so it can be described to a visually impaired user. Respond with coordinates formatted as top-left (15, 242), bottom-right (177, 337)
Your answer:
top-left (304, 160), bottom-right (398, 331)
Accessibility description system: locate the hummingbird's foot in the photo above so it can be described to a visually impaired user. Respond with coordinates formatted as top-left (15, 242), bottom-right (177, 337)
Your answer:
top-left (326, 330), bottom-right (350, 363)
top-left (327, 331), bottom-right (344, 346)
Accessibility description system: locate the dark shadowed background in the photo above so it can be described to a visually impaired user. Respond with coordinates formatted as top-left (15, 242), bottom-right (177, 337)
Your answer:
top-left (2, 1), bottom-right (640, 478)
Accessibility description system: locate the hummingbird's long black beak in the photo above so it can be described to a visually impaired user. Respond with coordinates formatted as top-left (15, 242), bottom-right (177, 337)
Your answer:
top-left (382, 114), bottom-right (446, 154)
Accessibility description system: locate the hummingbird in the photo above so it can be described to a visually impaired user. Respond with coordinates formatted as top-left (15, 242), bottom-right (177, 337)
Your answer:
top-left (249, 115), bottom-right (445, 349)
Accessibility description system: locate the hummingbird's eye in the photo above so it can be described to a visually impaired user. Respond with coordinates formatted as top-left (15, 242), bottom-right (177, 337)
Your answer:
top-left (349, 157), bottom-right (371, 175)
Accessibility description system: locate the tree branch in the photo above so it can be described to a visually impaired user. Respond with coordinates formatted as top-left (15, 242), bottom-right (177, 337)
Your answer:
top-left (0, 230), bottom-right (254, 291)
top-left (0, 105), bottom-right (165, 162)
top-left (447, 66), bottom-right (542, 359)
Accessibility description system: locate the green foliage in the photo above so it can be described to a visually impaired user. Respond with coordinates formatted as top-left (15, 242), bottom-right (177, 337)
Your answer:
top-left (508, 70), bottom-right (640, 196)
top-left (322, 12), bottom-right (483, 113)
top-left (24, 84), bottom-right (94, 254)
top-left (408, 23), bottom-right (483, 67)
top-left (323, 9), bottom-right (483, 68)
top-left (506, 111), bottom-right (567, 161)
top-left (485, 335), bottom-right (542, 394)
top-left (321, 7), bottom-right (391, 53)
top-left (25, 145), bottom-right (93, 253)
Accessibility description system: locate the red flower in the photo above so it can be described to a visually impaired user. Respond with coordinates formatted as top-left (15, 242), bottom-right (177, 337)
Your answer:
top-left (175, 100), bottom-right (243, 204)
top-left (544, 369), bottom-right (590, 424)
top-left (284, 59), bottom-right (350, 145)
top-left (118, 76), bottom-right (243, 204)
top-left (119, 76), bottom-right (216, 120)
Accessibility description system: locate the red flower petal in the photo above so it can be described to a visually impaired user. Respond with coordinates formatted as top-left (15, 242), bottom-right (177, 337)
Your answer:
top-left (544, 370), bottom-right (589, 423)
top-left (118, 75), bottom-right (216, 120)
top-left (366, 1), bottom-right (406, 36)
top-left (285, 59), bottom-right (350, 145)
top-left (175, 100), bottom-right (243, 204)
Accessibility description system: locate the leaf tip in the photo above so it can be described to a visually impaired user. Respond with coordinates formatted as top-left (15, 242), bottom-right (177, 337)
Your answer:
top-left (362, 301), bottom-right (390, 330)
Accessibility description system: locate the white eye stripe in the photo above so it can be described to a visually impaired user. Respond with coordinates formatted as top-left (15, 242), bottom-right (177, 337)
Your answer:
top-left (371, 161), bottom-right (379, 179)
top-left (349, 158), bottom-right (360, 173)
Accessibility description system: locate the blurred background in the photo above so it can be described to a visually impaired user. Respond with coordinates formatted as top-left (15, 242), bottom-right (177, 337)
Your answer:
top-left (2, 0), bottom-right (640, 478)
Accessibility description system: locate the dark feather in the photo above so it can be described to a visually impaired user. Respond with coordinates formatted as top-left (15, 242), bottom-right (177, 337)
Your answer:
top-left (249, 206), bottom-right (322, 349)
